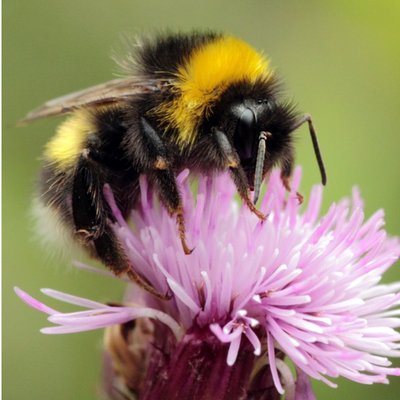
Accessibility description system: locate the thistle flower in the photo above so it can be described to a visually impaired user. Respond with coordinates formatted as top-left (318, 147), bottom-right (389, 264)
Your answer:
top-left (16, 168), bottom-right (400, 399)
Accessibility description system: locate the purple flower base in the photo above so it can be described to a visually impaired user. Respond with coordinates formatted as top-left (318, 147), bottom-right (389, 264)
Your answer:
top-left (142, 330), bottom-right (258, 400)
top-left (103, 321), bottom-right (281, 400)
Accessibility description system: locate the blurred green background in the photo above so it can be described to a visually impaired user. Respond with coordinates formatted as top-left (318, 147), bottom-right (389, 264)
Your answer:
top-left (3, 1), bottom-right (400, 399)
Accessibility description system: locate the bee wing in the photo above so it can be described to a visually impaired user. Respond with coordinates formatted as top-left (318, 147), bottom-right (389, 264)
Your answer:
top-left (20, 77), bottom-right (167, 124)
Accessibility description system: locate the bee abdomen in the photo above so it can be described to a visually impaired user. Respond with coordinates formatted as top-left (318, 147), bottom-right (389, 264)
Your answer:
top-left (32, 160), bottom-right (84, 260)
top-left (43, 110), bottom-right (96, 172)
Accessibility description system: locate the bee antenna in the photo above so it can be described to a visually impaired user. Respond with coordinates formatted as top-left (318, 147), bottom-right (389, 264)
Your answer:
top-left (253, 131), bottom-right (271, 204)
top-left (292, 114), bottom-right (327, 185)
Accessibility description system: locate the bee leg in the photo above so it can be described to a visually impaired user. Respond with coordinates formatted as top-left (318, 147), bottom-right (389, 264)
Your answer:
top-left (140, 117), bottom-right (193, 255)
top-left (72, 150), bottom-right (106, 244)
top-left (280, 149), bottom-right (303, 204)
top-left (281, 175), bottom-right (304, 205)
top-left (151, 167), bottom-right (193, 255)
top-left (290, 114), bottom-right (327, 186)
top-left (214, 128), bottom-right (266, 221)
top-left (72, 151), bottom-right (171, 300)
top-left (140, 117), bottom-right (169, 170)
top-left (229, 166), bottom-right (267, 221)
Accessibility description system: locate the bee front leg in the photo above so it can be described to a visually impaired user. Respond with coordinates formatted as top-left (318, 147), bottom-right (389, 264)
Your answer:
top-left (72, 150), bottom-right (171, 300)
top-left (280, 148), bottom-right (303, 204)
top-left (214, 128), bottom-right (266, 221)
top-left (229, 166), bottom-right (267, 221)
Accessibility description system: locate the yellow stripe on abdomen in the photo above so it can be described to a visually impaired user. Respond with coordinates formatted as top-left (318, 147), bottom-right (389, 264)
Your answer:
top-left (44, 110), bottom-right (95, 170)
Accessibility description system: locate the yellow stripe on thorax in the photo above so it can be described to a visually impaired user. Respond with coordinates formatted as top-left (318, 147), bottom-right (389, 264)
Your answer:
top-left (44, 110), bottom-right (95, 170)
top-left (153, 35), bottom-right (271, 146)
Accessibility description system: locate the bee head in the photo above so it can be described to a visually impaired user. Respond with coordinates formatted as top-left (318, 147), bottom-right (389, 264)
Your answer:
top-left (232, 101), bottom-right (269, 183)
top-left (208, 80), bottom-right (300, 202)
top-left (230, 98), bottom-right (294, 190)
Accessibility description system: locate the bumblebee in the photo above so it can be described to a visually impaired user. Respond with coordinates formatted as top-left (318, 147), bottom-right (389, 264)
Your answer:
top-left (22, 32), bottom-right (326, 299)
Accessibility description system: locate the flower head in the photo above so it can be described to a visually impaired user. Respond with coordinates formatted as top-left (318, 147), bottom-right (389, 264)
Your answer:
top-left (16, 167), bottom-right (400, 398)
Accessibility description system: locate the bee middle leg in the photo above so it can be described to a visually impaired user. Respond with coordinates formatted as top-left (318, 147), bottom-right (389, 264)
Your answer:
top-left (140, 117), bottom-right (193, 255)
top-left (151, 168), bottom-right (193, 255)
top-left (72, 150), bottom-right (171, 300)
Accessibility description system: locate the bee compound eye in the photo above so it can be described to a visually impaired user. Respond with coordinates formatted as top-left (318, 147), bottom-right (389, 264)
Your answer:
top-left (234, 108), bottom-right (258, 161)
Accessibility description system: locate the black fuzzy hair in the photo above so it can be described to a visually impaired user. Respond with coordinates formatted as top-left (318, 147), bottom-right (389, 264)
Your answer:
top-left (117, 31), bottom-right (222, 80)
